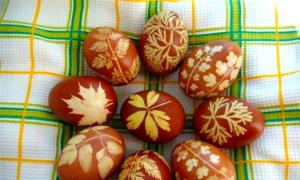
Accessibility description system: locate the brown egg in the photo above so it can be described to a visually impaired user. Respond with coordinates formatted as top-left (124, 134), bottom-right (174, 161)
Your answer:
top-left (57, 126), bottom-right (125, 180)
top-left (83, 27), bottom-right (140, 85)
top-left (118, 150), bottom-right (172, 180)
top-left (178, 40), bottom-right (242, 98)
top-left (139, 10), bottom-right (188, 75)
top-left (194, 96), bottom-right (265, 148)
top-left (171, 140), bottom-right (236, 180)
top-left (48, 76), bottom-right (117, 126)
top-left (120, 90), bottom-right (185, 143)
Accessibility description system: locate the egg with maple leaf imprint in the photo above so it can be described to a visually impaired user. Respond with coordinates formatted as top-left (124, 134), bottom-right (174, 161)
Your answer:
top-left (48, 76), bottom-right (117, 126)
top-left (140, 10), bottom-right (188, 75)
top-left (178, 40), bottom-right (242, 99)
top-left (120, 90), bottom-right (185, 143)
top-left (171, 140), bottom-right (236, 180)
top-left (118, 150), bottom-right (172, 180)
top-left (194, 96), bottom-right (265, 148)
top-left (57, 126), bottom-right (125, 180)
top-left (83, 26), bottom-right (141, 86)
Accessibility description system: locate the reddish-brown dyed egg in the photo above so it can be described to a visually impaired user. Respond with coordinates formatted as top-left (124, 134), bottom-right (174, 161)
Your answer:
top-left (120, 90), bottom-right (185, 143)
top-left (194, 96), bottom-right (265, 148)
top-left (140, 10), bottom-right (188, 75)
top-left (48, 76), bottom-right (117, 126)
top-left (171, 140), bottom-right (236, 180)
top-left (178, 40), bottom-right (242, 99)
top-left (83, 27), bottom-right (140, 85)
top-left (57, 126), bottom-right (125, 180)
top-left (118, 150), bottom-right (172, 180)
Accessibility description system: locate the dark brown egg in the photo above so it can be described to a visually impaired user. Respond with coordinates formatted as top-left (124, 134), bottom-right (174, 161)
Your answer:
top-left (140, 10), bottom-right (188, 75)
top-left (178, 40), bottom-right (242, 98)
top-left (118, 150), bottom-right (172, 180)
top-left (48, 76), bottom-right (117, 126)
top-left (194, 96), bottom-right (265, 148)
top-left (171, 140), bottom-right (236, 180)
top-left (120, 90), bottom-right (185, 143)
top-left (83, 27), bottom-right (140, 85)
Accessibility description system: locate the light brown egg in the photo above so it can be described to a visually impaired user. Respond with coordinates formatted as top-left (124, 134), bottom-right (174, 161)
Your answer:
top-left (57, 126), bottom-right (125, 180)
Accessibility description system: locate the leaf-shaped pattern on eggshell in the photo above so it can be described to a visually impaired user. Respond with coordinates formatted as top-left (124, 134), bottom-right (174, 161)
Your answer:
top-left (58, 148), bottom-right (77, 167)
top-left (141, 158), bottom-right (162, 179)
top-left (116, 38), bottom-right (129, 58)
top-left (203, 73), bottom-right (217, 88)
top-left (200, 97), bottom-right (253, 145)
top-left (107, 141), bottom-right (122, 155)
top-left (63, 83), bottom-right (113, 126)
top-left (90, 41), bottom-right (108, 53)
top-left (58, 134), bottom-right (87, 167)
top-left (143, 11), bottom-right (188, 72)
top-left (58, 126), bottom-right (124, 179)
top-left (98, 156), bottom-right (113, 179)
top-left (79, 144), bottom-right (93, 173)
top-left (126, 91), bottom-right (172, 141)
top-left (145, 112), bottom-right (159, 141)
top-left (119, 153), bottom-right (162, 180)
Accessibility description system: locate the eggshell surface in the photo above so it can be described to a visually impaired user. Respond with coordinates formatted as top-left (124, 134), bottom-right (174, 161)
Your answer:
top-left (57, 126), bottom-right (125, 180)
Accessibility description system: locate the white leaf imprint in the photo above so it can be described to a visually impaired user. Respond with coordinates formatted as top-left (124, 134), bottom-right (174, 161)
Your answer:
top-left (203, 73), bottom-right (217, 87)
top-left (98, 156), bottom-right (114, 179)
top-left (79, 144), bottom-right (93, 173)
top-left (107, 141), bottom-right (122, 155)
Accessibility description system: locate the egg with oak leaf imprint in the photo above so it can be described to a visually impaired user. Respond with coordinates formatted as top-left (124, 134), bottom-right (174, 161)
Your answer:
top-left (48, 76), bottom-right (117, 126)
top-left (171, 140), bottom-right (236, 180)
top-left (57, 126), bottom-right (125, 180)
top-left (83, 27), bottom-right (141, 85)
top-left (178, 40), bottom-right (242, 99)
top-left (120, 90), bottom-right (185, 143)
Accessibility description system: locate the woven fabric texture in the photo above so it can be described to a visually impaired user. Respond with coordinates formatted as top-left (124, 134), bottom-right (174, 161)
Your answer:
top-left (0, 0), bottom-right (300, 179)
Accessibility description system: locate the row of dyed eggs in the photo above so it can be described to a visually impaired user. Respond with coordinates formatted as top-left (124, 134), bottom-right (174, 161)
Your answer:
top-left (49, 76), bottom-right (264, 148)
top-left (57, 125), bottom-right (236, 180)
top-left (83, 10), bottom-right (242, 100)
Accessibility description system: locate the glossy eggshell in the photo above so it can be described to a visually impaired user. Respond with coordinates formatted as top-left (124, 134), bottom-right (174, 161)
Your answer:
top-left (118, 150), bottom-right (172, 180)
top-left (120, 90), bottom-right (185, 143)
top-left (178, 40), bottom-right (242, 98)
top-left (57, 126), bottom-right (126, 180)
top-left (48, 76), bottom-right (117, 126)
top-left (83, 27), bottom-right (140, 85)
top-left (140, 10), bottom-right (188, 75)
top-left (194, 96), bottom-right (265, 148)
top-left (171, 140), bottom-right (236, 180)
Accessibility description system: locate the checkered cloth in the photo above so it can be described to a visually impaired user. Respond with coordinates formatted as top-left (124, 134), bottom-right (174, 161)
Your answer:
top-left (0, 0), bottom-right (300, 179)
